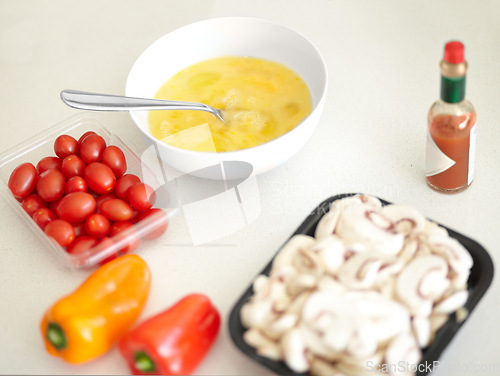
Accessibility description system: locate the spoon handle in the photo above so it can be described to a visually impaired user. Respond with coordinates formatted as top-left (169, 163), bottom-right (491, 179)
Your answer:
top-left (60, 90), bottom-right (223, 120)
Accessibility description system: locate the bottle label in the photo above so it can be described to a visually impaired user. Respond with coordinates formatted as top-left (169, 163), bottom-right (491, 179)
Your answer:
top-left (425, 132), bottom-right (456, 176)
top-left (468, 123), bottom-right (477, 185)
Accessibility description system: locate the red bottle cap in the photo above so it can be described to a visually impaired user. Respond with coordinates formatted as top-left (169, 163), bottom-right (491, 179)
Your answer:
top-left (443, 41), bottom-right (465, 64)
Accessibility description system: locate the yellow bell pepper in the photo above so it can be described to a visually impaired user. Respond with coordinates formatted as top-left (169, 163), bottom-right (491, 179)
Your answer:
top-left (40, 254), bottom-right (151, 364)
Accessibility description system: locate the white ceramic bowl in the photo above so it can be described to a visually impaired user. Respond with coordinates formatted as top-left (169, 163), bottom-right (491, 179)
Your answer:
top-left (126, 17), bottom-right (327, 180)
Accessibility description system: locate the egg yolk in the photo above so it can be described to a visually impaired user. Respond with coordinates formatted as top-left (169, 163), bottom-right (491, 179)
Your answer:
top-left (148, 56), bottom-right (312, 152)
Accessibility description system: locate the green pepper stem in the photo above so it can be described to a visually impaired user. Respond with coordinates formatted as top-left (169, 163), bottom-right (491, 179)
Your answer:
top-left (47, 323), bottom-right (67, 350)
top-left (135, 351), bottom-right (156, 373)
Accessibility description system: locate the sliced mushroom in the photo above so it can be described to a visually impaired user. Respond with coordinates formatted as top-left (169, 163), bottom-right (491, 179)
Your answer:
top-left (261, 313), bottom-right (298, 340)
top-left (353, 293), bottom-right (411, 343)
top-left (272, 235), bottom-right (316, 272)
top-left (285, 290), bottom-right (312, 315)
top-left (243, 328), bottom-right (281, 360)
top-left (311, 235), bottom-right (346, 274)
top-left (423, 219), bottom-right (449, 238)
top-left (412, 315), bottom-right (431, 348)
top-left (434, 289), bottom-right (469, 314)
top-left (335, 350), bottom-right (384, 376)
top-left (315, 196), bottom-right (381, 240)
top-left (300, 324), bottom-right (343, 362)
top-left (357, 195), bottom-right (383, 208)
top-left (345, 325), bottom-right (379, 359)
top-left (427, 234), bottom-right (473, 275)
top-left (281, 328), bottom-right (310, 373)
top-left (310, 356), bottom-right (345, 376)
top-left (385, 333), bottom-right (422, 376)
top-left (286, 273), bottom-right (318, 296)
top-left (396, 255), bottom-right (449, 316)
top-left (301, 291), bottom-right (353, 352)
top-left (315, 209), bottom-right (342, 239)
top-left (317, 275), bottom-right (347, 293)
top-left (293, 247), bottom-right (325, 277)
top-left (335, 204), bottom-right (404, 255)
top-left (252, 275), bottom-right (269, 293)
top-left (381, 204), bottom-right (426, 236)
top-left (338, 252), bottom-right (383, 289)
top-left (240, 299), bottom-right (275, 329)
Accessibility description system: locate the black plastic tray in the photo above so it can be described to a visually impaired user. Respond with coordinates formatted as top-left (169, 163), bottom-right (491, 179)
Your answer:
top-left (229, 193), bottom-right (494, 375)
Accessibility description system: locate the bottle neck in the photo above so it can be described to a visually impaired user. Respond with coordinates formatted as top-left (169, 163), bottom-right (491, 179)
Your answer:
top-left (440, 75), bottom-right (466, 103)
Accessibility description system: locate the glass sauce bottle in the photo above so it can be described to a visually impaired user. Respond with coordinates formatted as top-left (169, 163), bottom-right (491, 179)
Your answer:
top-left (425, 41), bottom-right (477, 193)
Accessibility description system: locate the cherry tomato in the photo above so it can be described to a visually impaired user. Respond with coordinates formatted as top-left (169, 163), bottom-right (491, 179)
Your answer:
top-left (36, 169), bottom-right (65, 202)
top-left (95, 237), bottom-right (118, 265)
top-left (33, 208), bottom-right (57, 230)
top-left (61, 155), bottom-right (86, 179)
top-left (85, 213), bottom-right (110, 239)
top-left (49, 198), bottom-right (61, 213)
top-left (115, 174), bottom-right (141, 200)
top-left (54, 135), bottom-right (79, 159)
top-left (79, 134), bottom-right (106, 164)
top-left (102, 145), bottom-right (127, 178)
top-left (84, 162), bottom-right (116, 195)
top-left (135, 208), bottom-right (169, 239)
top-left (66, 236), bottom-right (98, 255)
top-left (128, 182), bottom-right (156, 211)
top-left (100, 198), bottom-right (133, 221)
top-left (95, 193), bottom-right (117, 213)
top-left (8, 163), bottom-right (37, 199)
top-left (72, 222), bottom-right (87, 237)
top-left (21, 194), bottom-right (47, 217)
top-left (109, 221), bottom-right (140, 253)
top-left (45, 219), bottom-right (75, 247)
top-left (78, 131), bottom-right (97, 146)
top-left (56, 192), bottom-right (96, 224)
top-left (36, 157), bottom-right (62, 174)
top-left (65, 176), bottom-right (87, 194)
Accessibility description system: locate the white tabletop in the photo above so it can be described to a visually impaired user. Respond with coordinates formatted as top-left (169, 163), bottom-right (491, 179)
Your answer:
top-left (1, 1), bottom-right (499, 375)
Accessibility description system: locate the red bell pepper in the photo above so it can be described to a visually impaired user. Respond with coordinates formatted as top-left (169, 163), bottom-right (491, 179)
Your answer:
top-left (119, 293), bottom-right (220, 375)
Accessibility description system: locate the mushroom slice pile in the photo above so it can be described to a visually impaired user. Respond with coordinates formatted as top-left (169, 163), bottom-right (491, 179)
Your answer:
top-left (241, 195), bottom-right (473, 375)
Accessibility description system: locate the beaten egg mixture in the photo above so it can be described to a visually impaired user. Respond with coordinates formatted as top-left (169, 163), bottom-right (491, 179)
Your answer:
top-left (148, 56), bottom-right (312, 152)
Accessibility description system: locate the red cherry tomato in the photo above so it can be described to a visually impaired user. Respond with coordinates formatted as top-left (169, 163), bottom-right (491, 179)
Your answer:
top-left (85, 213), bottom-right (110, 239)
top-left (102, 145), bottom-right (127, 178)
top-left (54, 135), bottom-right (79, 159)
top-left (115, 174), bottom-right (141, 200)
top-left (48, 198), bottom-right (61, 213)
top-left (33, 208), bottom-right (57, 230)
top-left (65, 176), bottom-right (87, 194)
top-left (135, 208), bottom-right (169, 239)
top-left (95, 193), bottom-right (117, 213)
top-left (78, 131), bottom-right (97, 146)
top-left (128, 182), bottom-right (156, 211)
top-left (56, 192), bottom-right (96, 224)
top-left (8, 163), bottom-right (37, 199)
top-left (45, 219), bottom-right (75, 247)
top-left (36, 169), bottom-right (65, 202)
top-left (61, 155), bottom-right (86, 179)
top-left (84, 162), bottom-right (116, 195)
top-left (79, 134), bottom-right (106, 164)
top-left (66, 236), bottom-right (98, 255)
top-left (22, 194), bottom-right (48, 217)
top-left (100, 198), bottom-right (133, 221)
top-left (36, 157), bottom-right (62, 174)
top-left (95, 237), bottom-right (119, 265)
top-left (109, 221), bottom-right (140, 253)
top-left (72, 222), bottom-right (87, 237)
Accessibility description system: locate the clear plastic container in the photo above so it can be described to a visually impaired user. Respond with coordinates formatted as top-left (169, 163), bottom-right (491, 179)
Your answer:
top-left (0, 113), bottom-right (178, 268)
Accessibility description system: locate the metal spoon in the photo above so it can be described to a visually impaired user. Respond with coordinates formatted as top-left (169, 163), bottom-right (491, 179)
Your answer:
top-left (60, 90), bottom-right (224, 122)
